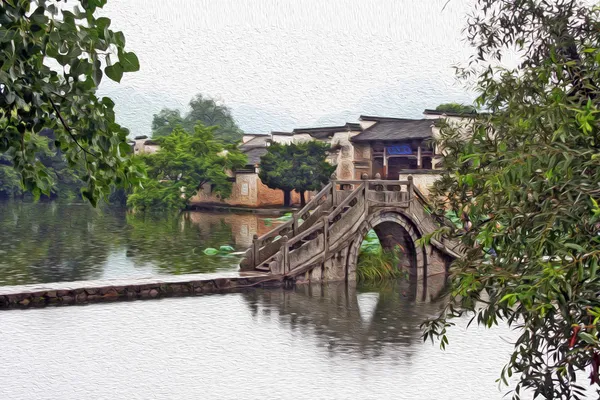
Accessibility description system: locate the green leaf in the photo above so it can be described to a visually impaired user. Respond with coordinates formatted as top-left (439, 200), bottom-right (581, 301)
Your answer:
top-left (219, 245), bottom-right (235, 252)
top-left (0, 28), bottom-right (15, 43)
top-left (564, 243), bottom-right (585, 253)
top-left (96, 17), bottom-right (111, 32)
top-left (119, 51), bottom-right (140, 72)
top-left (203, 247), bottom-right (219, 255)
top-left (105, 63), bottom-right (124, 82)
top-left (579, 332), bottom-right (598, 345)
top-left (114, 31), bottom-right (126, 47)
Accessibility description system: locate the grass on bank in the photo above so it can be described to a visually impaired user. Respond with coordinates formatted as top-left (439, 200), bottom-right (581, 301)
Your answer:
top-left (356, 230), bottom-right (405, 282)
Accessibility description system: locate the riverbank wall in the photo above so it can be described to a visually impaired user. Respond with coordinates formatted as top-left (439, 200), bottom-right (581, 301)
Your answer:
top-left (0, 272), bottom-right (285, 310)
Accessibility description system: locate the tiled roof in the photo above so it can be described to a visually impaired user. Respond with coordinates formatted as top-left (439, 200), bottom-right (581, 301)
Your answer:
top-left (422, 109), bottom-right (481, 117)
top-left (239, 135), bottom-right (269, 151)
top-left (293, 123), bottom-right (362, 139)
top-left (239, 135), bottom-right (270, 165)
top-left (351, 119), bottom-right (434, 142)
top-left (271, 131), bottom-right (294, 136)
top-left (359, 115), bottom-right (414, 122)
top-left (243, 147), bottom-right (268, 165)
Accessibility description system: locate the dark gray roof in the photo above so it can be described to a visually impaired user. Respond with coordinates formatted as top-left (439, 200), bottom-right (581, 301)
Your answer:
top-left (271, 131), bottom-right (294, 136)
top-left (239, 136), bottom-right (269, 165)
top-left (243, 147), bottom-right (268, 165)
top-left (294, 122), bottom-right (362, 139)
top-left (293, 123), bottom-right (362, 139)
top-left (423, 109), bottom-right (481, 118)
top-left (239, 135), bottom-right (269, 151)
top-left (351, 119), bottom-right (434, 142)
top-left (359, 115), bottom-right (413, 122)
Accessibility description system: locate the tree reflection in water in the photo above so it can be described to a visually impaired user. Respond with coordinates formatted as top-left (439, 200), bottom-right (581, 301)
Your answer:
top-left (0, 202), bottom-right (281, 285)
top-left (243, 276), bottom-right (448, 358)
top-left (0, 202), bottom-right (121, 285)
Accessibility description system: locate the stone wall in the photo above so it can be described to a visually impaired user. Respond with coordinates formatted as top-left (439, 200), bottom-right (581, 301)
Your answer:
top-left (189, 172), bottom-right (308, 208)
top-left (352, 143), bottom-right (372, 179)
top-left (398, 172), bottom-right (441, 197)
top-left (190, 172), bottom-right (260, 207)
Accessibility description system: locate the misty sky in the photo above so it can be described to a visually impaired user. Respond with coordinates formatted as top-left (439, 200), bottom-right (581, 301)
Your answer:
top-left (98, 0), bottom-right (476, 137)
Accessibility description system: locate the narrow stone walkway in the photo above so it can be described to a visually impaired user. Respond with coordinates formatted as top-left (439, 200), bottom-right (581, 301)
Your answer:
top-left (0, 271), bottom-right (277, 309)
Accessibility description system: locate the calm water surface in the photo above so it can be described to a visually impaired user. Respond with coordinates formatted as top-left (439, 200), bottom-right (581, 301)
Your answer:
top-left (0, 278), bottom-right (526, 400)
top-left (0, 201), bottom-right (282, 285)
top-left (1, 202), bottom-right (595, 399)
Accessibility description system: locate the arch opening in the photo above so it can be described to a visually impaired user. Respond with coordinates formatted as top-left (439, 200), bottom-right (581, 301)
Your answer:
top-left (372, 221), bottom-right (417, 272)
top-left (347, 211), bottom-right (426, 282)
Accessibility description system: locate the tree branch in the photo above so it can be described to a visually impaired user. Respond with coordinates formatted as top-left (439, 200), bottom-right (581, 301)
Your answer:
top-left (49, 98), bottom-right (96, 158)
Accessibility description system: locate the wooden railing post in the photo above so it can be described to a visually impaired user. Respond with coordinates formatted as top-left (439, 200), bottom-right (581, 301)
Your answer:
top-left (281, 235), bottom-right (289, 274)
top-left (252, 234), bottom-right (260, 268)
top-left (407, 175), bottom-right (414, 201)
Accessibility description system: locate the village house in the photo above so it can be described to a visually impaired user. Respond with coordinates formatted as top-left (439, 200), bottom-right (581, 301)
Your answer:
top-left (187, 109), bottom-right (474, 208)
top-left (129, 135), bottom-right (160, 155)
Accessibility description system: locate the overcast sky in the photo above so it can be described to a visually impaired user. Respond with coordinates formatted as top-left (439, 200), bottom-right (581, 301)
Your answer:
top-left (98, 0), bottom-right (475, 137)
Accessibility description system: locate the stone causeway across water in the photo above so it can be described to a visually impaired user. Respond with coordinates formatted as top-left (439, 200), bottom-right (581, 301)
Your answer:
top-left (0, 271), bottom-right (280, 310)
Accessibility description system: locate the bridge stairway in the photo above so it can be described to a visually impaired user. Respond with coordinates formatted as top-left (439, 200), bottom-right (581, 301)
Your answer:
top-left (239, 177), bottom-right (463, 279)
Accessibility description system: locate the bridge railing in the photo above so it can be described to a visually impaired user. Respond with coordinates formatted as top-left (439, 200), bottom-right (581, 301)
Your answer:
top-left (242, 182), bottom-right (334, 270)
top-left (333, 178), bottom-right (413, 206)
top-left (242, 176), bottom-right (417, 272)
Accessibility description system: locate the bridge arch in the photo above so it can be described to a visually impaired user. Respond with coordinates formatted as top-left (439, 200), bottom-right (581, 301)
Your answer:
top-left (346, 209), bottom-right (428, 280)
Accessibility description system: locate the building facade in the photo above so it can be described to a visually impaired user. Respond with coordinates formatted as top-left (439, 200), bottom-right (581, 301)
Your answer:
top-left (187, 109), bottom-right (472, 207)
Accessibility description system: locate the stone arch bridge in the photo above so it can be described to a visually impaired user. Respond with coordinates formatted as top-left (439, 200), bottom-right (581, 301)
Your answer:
top-left (240, 177), bottom-right (462, 282)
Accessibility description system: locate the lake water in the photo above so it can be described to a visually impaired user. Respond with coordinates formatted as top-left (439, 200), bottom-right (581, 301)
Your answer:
top-left (0, 201), bottom-right (283, 285)
top-left (0, 202), bottom-right (596, 399)
top-left (0, 277), bottom-right (526, 400)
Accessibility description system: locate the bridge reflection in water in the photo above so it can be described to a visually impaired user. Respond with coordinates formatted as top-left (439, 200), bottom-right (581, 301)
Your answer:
top-left (242, 275), bottom-right (447, 357)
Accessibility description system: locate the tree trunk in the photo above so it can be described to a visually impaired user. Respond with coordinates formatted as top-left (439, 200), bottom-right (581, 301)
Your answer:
top-left (283, 189), bottom-right (291, 207)
top-left (300, 191), bottom-right (306, 207)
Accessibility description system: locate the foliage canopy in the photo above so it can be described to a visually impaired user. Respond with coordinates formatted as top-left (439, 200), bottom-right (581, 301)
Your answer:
top-left (423, 1), bottom-right (600, 398)
top-left (435, 103), bottom-right (477, 114)
top-left (127, 123), bottom-right (247, 212)
top-left (259, 141), bottom-right (335, 206)
top-left (152, 94), bottom-right (244, 144)
top-left (0, 0), bottom-right (143, 205)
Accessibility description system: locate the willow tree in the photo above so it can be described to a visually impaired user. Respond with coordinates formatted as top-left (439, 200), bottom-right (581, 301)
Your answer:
top-left (0, 0), bottom-right (142, 205)
top-left (423, 1), bottom-right (600, 398)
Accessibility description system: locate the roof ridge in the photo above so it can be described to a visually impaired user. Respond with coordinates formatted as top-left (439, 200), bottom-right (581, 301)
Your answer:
top-left (351, 118), bottom-right (434, 142)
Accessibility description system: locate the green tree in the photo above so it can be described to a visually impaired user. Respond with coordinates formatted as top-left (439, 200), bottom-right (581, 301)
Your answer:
top-left (422, 1), bottom-right (600, 398)
top-left (292, 141), bottom-right (336, 206)
top-left (259, 141), bottom-right (335, 207)
top-left (258, 143), bottom-right (294, 206)
top-left (0, 129), bottom-right (85, 200)
top-left (151, 108), bottom-right (184, 138)
top-left (435, 103), bottom-right (477, 114)
top-left (152, 94), bottom-right (244, 143)
top-left (0, 0), bottom-right (143, 205)
top-left (128, 123), bottom-right (247, 212)
top-left (0, 157), bottom-right (22, 198)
